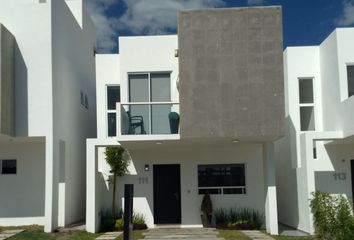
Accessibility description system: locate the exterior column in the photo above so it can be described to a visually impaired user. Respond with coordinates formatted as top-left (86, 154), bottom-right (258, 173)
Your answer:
top-left (44, 139), bottom-right (59, 232)
top-left (263, 142), bottom-right (279, 235)
top-left (86, 139), bottom-right (99, 233)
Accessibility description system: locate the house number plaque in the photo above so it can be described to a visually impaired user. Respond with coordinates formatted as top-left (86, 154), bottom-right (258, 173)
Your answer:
top-left (138, 177), bottom-right (148, 184)
top-left (333, 172), bottom-right (346, 181)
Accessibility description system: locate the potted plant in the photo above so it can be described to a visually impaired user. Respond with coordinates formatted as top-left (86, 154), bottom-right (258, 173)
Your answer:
top-left (168, 112), bottom-right (180, 134)
top-left (201, 192), bottom-right (213, 227)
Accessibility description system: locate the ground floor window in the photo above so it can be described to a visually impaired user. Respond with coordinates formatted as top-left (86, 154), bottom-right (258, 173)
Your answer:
top-left (0, 159), bottom-right (17, 174)
top-left (198, 164), bottom-right (246, 195)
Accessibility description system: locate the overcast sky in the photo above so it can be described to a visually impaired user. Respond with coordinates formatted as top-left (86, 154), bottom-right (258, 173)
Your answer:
top-left (84, 0), bottom-right (354, 53)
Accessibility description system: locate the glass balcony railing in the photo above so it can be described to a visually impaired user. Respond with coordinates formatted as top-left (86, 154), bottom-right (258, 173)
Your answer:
top-left (119, 102), bottom-right (180, 135)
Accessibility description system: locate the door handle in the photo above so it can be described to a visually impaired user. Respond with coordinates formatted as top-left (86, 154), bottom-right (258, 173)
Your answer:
top-left (174, 192), bottom-right (179, 200)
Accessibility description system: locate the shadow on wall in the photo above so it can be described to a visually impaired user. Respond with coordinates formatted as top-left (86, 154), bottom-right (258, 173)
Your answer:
top-left (14, 42), bottom-right (28, 136)
top-left (98, 154), bottom-right (154, 227)
top-left (276, 116), bottom-right (300, 231)
top-left (316, 143), bottom-right (354, 202)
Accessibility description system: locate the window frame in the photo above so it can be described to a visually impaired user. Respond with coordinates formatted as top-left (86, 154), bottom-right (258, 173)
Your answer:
top-left (127, 72), bottom-right (172, 135)
top-left (298, 77), bottom-right (316, 132)
top-left (127, 72), bottom-right (172, 103)
top-left (106, 85), bottom-right (120, 137)
top-left (197, 163), bottom-right (247, 195)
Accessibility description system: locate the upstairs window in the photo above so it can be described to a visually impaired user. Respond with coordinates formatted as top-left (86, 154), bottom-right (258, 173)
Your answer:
top-left (1, 159), bottom-right (17, 174)
top-left (127, 73), bottom-right (172, 134)
top-left (347, 65), bottom-right (354, 98)
top-left (299, 78), bottom-right (315, 131)
top-left (129, 73), bottom-right (171, 103)
top-left (107, 86), bottom-right (120, 137)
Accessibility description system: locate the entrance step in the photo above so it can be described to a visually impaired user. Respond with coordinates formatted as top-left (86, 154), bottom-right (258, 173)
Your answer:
top-left (141, 228), bottom-right (224, 240)
top-left (241, 230), bottom-right (274, 240)
top-left (96, 231), bottom-right (122, 240)
top-left (0, 229), bottom-right (24, 240)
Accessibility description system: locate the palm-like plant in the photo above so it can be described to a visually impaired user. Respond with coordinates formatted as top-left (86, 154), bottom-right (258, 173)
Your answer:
top-left (105, 146), bottom-right (129, 218)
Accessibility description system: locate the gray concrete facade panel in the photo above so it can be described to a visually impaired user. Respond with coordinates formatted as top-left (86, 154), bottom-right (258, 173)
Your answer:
top-left (178, 7), bottom-right (285, 141)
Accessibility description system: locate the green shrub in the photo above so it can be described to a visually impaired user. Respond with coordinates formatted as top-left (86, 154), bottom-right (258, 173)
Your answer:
top-left (115, 218), bottom-right (124, 230)
top-left (100, 210), bottom-right (115, 232)
top-left (214, 208), bottom-right (228, 225)
top-left (310, 191), bottom-right (354, 240)
top-left (115, 212), bottom-right (148, 231)
top-left (133, 213), bottom-right (146, 225)
top-left (214, 206), bottom-right (264, 230)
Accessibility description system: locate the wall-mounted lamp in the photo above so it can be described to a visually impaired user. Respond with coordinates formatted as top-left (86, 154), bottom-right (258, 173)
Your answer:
top-left (144, 164), bottom-right (150, 171)
top-left (232, 139), bottom-right (240, 143)
top-left (174, 49), bottom-right (179, 57)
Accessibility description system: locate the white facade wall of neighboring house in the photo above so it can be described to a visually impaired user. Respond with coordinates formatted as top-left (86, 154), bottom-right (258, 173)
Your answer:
top-left (275, 28), bottom-right (354, 234)
top-left (87, 34), bottom-right (279, 235)
top-left (0, 0), bottom-right (96, 232)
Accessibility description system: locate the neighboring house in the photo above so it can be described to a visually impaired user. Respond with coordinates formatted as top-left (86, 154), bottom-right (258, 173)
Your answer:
top-left (86, 6), bottom-right (284, 235)
top-left (275, 28), bottom-right (354, 234)
top-left (0, 0), bottom-right (96, 232)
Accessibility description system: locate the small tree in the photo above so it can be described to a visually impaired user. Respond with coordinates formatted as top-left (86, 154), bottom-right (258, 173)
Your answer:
top-left (105, 146), bottom-right (129, 218)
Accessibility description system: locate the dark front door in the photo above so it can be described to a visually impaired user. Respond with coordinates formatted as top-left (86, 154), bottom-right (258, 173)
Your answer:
top-left (153, 164), bottom-right (181, 224)
top-left (351, 160), bottom-right (354, 207)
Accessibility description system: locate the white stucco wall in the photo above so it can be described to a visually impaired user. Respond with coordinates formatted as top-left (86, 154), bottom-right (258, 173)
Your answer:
top-left (51, 0), bottom-right (97, 228)
top-left (0, 140), bottom-right (45, 225)
top-left (96, 54), bottom-right (120, 139)
top-left (96, 144), bottom-right (266, 228)
top-left (119, 35), bottom-right (179, 105)
top-left (275, 28), bottom-right (354, 234)
top-left (0, 0), bottom-right (53, 138)
top-left (321, 28), bottom-right (354, 138)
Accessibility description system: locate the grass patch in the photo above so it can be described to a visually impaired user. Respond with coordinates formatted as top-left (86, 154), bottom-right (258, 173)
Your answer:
top-left (9, 230), bottom-right (100, 240)
top-left (0, 226), bottom-right (146, 240)
top-left (218, 229), bottom-right (316, 240)
top-left (116, 230), bottom-right (145, 240)
top-left (218, 230), bottom-right (252, 240)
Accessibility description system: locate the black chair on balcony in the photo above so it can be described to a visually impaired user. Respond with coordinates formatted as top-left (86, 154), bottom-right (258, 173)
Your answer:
top-left (127, 111), bottom-right (146, 135)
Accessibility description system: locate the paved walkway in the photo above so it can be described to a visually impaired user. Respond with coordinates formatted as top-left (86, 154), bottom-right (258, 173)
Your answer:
top-left (241, 230), bottom-right (274, 240)
top-left (96, 231), bottom-right (122, 240)
top-left (142, 228), bottom-right (223, 240)
top-left (0, 229), bottom-right (24, 240)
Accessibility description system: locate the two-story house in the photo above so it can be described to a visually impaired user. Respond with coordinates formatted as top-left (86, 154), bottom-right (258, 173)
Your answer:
top-left (0, 0), bottom-right (96, 232)
top-left (275, 28), bottom-right (354, 234)
top-left (86, 6), bottom-right (284, 235)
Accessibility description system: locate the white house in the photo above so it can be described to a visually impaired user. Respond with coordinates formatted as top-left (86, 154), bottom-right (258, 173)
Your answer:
top-left (275, 28), bottom-right (354, 234)
top-left (0, 0), bottom-right (96, 232)
top-left (86, 6), bottom-right (284, 235)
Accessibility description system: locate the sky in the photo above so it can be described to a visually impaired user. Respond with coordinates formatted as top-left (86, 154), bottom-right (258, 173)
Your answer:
top-left (84, 0), bottom-right (354, 53)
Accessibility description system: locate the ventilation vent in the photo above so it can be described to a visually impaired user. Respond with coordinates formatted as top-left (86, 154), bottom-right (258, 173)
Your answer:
top-left (39, 0), bottom-right (46, 3)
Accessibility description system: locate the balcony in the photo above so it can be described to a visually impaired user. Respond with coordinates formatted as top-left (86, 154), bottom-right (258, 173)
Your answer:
top-left (116, 102), bottom-right (180, 141)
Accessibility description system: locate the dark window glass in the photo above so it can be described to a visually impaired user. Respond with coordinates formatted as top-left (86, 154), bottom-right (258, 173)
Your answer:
top-left (300, 106), bottom-right (315, 131)
top-left (347, 65), bottom-right (354, 97)
top-left (198, 188), bottom-right (221, 195)
top-left (198, 164), bottom-right (245, 187)
top-left (313, 146), bottom-right (317, 159)
top-left (2, 160), bottom-right (17, 174)
top-left (299, 78), bottom-right (314, 103)
top-left (107, 86), bottom-right (120, 110)
top-left (108, 113), bottom-right (116, 137)
top-left (223, 188), bottom-right (245, 194)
